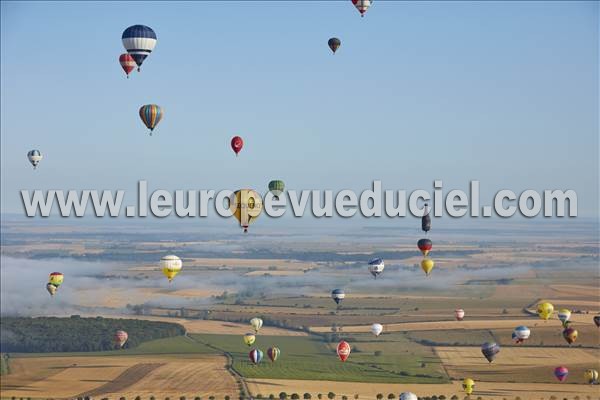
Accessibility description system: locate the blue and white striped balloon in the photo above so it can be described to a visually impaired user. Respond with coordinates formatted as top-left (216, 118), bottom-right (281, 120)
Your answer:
top-left (122, 25), bottom-right (157, 71)
top-left (27, 149), bottom-right (42, 169)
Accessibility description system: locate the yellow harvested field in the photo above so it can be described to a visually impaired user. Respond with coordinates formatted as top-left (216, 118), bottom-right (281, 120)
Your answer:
top-left (103, 314), bottom-right (307, 335)
top-left (0, 355), bottom-right (236, 398)
top-left (186, 257), bottom-right (317, 270)
top-left (309, 317), bottom-right (595, 333)
top-left (246, 379), bottom-right (600, 398)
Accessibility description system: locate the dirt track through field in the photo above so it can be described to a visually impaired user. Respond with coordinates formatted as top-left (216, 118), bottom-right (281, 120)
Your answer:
top-left (78, 363), bottom-right (164, 397)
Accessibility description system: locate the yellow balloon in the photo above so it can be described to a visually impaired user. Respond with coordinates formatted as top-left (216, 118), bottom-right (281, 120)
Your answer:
top-left (243, 333), bottom-right (256, 346)
top-left (230, 189), bottom-right (263, 233)
top-left (161, 255), bottom-right (182, 282)
top-left (462, 378), bottom-right (475, 395)
top-left (421, 258), bottom-right (435, 276)
top-left (584, 369), bottom-right (598, 384)
top-left (537, 302), bottom-right (554, 320)
top-left (250, 317), bottom-right (263, 333)
top-left (48, 272), bottom-right (64, 287)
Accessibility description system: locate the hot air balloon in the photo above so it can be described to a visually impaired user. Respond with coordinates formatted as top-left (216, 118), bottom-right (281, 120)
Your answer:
top-left (554, 366), bottom-right (569, 382)
top-left (119, 53), bottom-right (136, 78)
top-left (249, 348), bottom-right (263, 364)
top-left (243, 333), bottom-right (256, 347)
top-left (331, 289), bottom-right (345, 305)
top-left (48, 272), bottom-right (64, 287)
top-left (231, 136), bottom-right (244, 156)
top-left (46, 283), bottom-right (57, 296)
top-left (122, 25), bottom-right (157, 71)
top-left (399, 393), bottom-right (417, 400)
top-left (595, 315), bottom-right (600, 328)
top-left (250, 317), bottom-right (263, 333)
top-left (562, 326), bottom-right (578, 345)
top-left (328, 38), bottom-right (341, 54)
top-left (584, 369), bottom-right (598, 384)
top-left (421, 258), bottom-right (435, 276)
top-left (557, 309), bottom-right (571, 327)
top-left (368, 258), bottom-right (384, 278)
top-left (267, 346), bottom-right (280, 362)
top-left (462, 378), bottom-right (475, 395)
top-left (371, 323), bottom-right (383, 337)
top-left (455, 309), bottom-right (465, 321)
top-left (351, 0), bottom-right (371, 17)
top-left (161, 255), bottom-right (182, 282)
top-left (268, 180), bottom-right (285, 200)
top-left (422, 203), bottom-right (431, 233)
top-left (417, 238), bottom-right (432, 256)
top-left (27, 150), bottom-right (42, 169)
top-left (230, 189), bottom-right (263, 233)
top-left (337, 340), bottom-right (351, 362)
top-left (537, 302), bottom-right (554, 321)
top-left (139, 104), bottom-right (163, 135)
top-left (481, 342), bottom-right (500, 363)
top-left (114, 330), bottom-right (128, 349)
top-left (513, 326), bottom-right (530, 344)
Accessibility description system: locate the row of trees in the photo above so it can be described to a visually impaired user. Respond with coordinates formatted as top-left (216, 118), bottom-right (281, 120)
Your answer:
top-left (0, 316), bottom-right (185, 353)
top-left (10, 395), bottom-right (595, 400)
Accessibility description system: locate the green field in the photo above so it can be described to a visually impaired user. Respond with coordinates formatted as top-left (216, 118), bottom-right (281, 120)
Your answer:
top-left (191, 332), bottom-right (449, 384)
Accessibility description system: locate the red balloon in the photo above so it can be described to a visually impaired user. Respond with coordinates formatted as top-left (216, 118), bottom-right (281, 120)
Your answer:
top-left (119, 54), bottom-right (136, 78)
top-left (231, 136), bottom-right (244, 156)
top-left (337, 340), bottom-right (351, 362)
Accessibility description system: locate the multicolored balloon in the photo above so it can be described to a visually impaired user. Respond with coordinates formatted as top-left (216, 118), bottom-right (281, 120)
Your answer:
top-left (462, 378), bottom-right (475, 395)
top-left (537, 302), bottom-right (554, 321)
top-left (371, 323), bottom-right (383, 337)
top-left (554, 366), bottom-right (569, 382)
top-left (139, 104), bottom-right (163, 135)
top-left (417, 238), bottom-right (432, 256)
top-left (328, 38), bottom-right (341, 54)
top-left (161, 255), bottom-right (182, 282)
top-left (584, 369), bottom-right (598, 384)
top-left (27, 150), bottom-right (43, 169)
top-left (481, 342), bottom-right (500, 363)
top-left (249, 348), bottom-right (263, 364)
top-left (557, 309), bottom-right (571, 327)
top-left (230, 189), bottom-right (262, 233)
top-left (114, 330), bottom-right (128, 349)
top-left (243, 333), bottom-right (256, 347)
top-left (122, 25), bottom-right (157, 71)
top-left (421, 258), bottom-right (435, 276)
top-left (562, 326), bottom-right (578, 345)
top-left (119, 53), bottom-right (136, 78)
top-left (48, 272), bottom-right (64, 287)
top-left (455, 309), bottom-right (465, 321)
top-left (512, 326), bottom-right (530, 344)
top-left (250, 317), bottom-right (263, 333)
top-left (337, 340), bottom-right (351, 362)
top-left (267, 346), bottom-right (280, 362)
top-left (331, 289), bottom-right (345, 305)
top-left (368, 258), bottom-right (384, 278)
top-left (231, 136), bottom-right (244, 156)
top-left (351, 0), bottom-right (371, 17)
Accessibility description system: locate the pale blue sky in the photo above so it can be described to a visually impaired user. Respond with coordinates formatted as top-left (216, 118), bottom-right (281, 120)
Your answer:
top-left (1, 1), bottom-right (598, 218)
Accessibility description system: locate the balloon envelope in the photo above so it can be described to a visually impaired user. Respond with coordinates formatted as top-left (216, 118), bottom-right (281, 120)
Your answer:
top-left (331, 289), bottom-right (345, 304)
top-left (230, 189), bottom-right (263, 233)
top-left (595, 315), bottom-right (600, 328)
top-left (481, 342), bottom-right (500, 362)
top-left (27, 150), bottom-right (42, 169)
top-left (337, 340), bottom-right (351, 362)
top-left (399, 393), bottom-right (417, 400)
top-left (48, 272), bottom-right (64, 287)
top-left (371, 323), bottom-right (383, 337)
top-left (243, 333), bottom-right (256, 346)
top-left (267, 346), bottom-right (280, 362)
top-left (513, 325), bottom-right (530, 343)
top-left (421, 204), bottom-right (431, 232)
top-left (328, 37), bottom-right (341, 53)
top-left (462, 378), bottom-right (475, 395)
top-left (351, 0), bottom-right (371, 16)
top-left (368, 258), bottom-right (384, 278)
top-left (139, 104), bottom-right (163, 133)
top-left (584, 369), bottom-right (598, 384)
top-left (161, 255), bottom-right (182, 282)
top-left (231, 136), bottom-right (244, 155)
top-left (119, 53), bottom-right (136, 77)
top-left (249, 348), bottom-right (263, 364)
top-left (557, 309), bottom-right (571, 326)
top-left (250, 317), bottom-right (263, 333)
top-left (114, 330), bottom-right (128, 348)
top-left (122, 25), bottom-right (157, 69)
top-left (421, 258), bottom-right (435, 275)
top-left (562, 327), bottom-right (578, 344)
top-left (417, 238), bottom-right (432, 256)
top-left (268, 180), bottom-right (285, 199)
top-left (554, 366), bottom-right (569, 382)
top-left (455, 309), bottom-right (465, 321)
top-left (46, 283), bottom-right (57, 296)
top-left (537, 302), bottom-right (554, 320)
